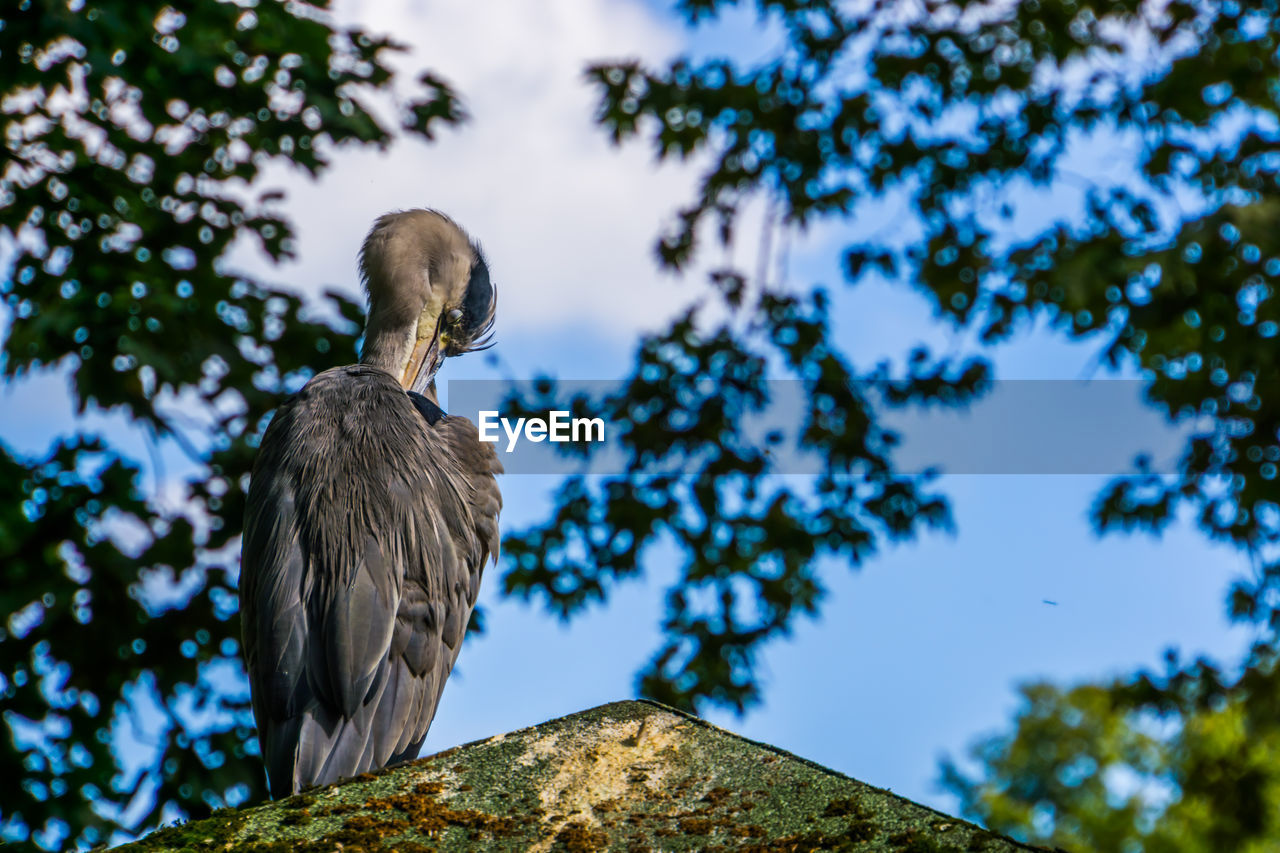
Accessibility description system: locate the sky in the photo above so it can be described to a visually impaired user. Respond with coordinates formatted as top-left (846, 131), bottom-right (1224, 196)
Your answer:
top-left (0, 0), bottom-right (1259, 835)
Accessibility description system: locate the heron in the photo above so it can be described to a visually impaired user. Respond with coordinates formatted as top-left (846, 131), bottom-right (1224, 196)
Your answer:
top-left (239, 209), bottom-right (502, 797)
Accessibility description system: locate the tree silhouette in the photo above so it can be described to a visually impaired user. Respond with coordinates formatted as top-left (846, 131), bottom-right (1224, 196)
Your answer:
top-left (2, 0), bottom-right (460, 846)
top-left (519, 1), bottom-right (1280, 848)
top-left (7, 0), bottom-right (1280, 848)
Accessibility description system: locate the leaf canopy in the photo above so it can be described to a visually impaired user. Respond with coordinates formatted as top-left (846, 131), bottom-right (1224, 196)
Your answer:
top-left (2, 0), bottom-right (461, 845)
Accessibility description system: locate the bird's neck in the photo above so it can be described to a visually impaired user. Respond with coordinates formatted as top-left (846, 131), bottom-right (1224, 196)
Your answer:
top-left (359, 314), bottom-right (415, 380)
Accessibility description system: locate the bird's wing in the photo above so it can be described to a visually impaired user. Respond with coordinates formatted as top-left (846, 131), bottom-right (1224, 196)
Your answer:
top-left (241, 370), bottom-right (501, 794)
top-left (375, 412), bottom-right (503, 766)
top-left (240, 400), bottom-right (315, 795)
top-left (295, 409), bottom-right (503, 781)
top-left (241, 373), bottom-right (408, 793)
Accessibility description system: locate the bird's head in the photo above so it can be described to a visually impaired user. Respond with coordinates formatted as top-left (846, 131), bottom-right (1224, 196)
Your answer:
top-left (358, 209), bottom-right (496, 397)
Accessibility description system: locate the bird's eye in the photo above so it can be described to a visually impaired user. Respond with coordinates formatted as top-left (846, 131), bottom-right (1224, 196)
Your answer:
top-left (446, 308), bottom-right (463, 325)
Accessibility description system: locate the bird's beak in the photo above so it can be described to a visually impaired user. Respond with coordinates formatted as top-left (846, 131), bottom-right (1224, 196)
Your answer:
top-left (402, 322), bottom-right (444, 394)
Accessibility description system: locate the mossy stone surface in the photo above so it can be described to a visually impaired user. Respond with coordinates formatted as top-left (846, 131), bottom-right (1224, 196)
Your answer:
top-left (114, 700), bottom-right (1052, 852)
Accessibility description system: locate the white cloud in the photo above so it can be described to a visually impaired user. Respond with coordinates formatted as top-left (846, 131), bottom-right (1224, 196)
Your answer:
top-left (228, 0), bottom-right (708, 340)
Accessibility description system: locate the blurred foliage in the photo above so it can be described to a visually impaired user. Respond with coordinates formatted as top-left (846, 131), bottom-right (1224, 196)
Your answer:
top-left (10, 0), bottom-right (1280, 849)
top-left (942, 649), bottom-right (1280, 851)
top-left (508, 0), bottom-right (1280, 849)
top-left (0, 0), bottom-right (460, 847)
top-left (502, 301), bottom-right (980, 711)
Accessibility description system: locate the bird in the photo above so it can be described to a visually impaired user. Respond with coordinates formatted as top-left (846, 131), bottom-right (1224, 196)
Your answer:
top-left (239, 209), bottom-right (502, 797)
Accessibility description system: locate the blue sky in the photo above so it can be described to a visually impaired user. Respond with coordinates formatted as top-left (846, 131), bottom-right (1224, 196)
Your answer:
top-left (0, 0), bottom-right (1257, 837)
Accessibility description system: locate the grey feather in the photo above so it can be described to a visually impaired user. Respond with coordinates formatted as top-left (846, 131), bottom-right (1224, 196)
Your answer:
top-left (242, 366), bottom-right (501, 795)
top-left (240, 211), bottom-right (501, 797)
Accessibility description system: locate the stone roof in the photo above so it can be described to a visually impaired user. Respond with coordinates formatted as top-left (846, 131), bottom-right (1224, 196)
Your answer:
top-left (118, 700), bottom-right (1049, 852)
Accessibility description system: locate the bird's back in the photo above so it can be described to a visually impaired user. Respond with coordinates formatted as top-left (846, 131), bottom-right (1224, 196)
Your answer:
top-left (240, 364), bottom-right (501, 796)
